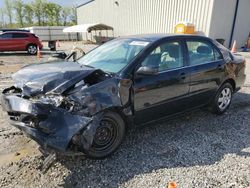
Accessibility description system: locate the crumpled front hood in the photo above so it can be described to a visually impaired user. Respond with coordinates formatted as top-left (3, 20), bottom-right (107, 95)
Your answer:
top-left (13, 61), bottom-right (98, 96)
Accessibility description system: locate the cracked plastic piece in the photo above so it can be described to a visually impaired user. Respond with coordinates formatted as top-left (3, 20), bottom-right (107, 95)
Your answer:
top-left (41, 153), bottom-right (57, 173)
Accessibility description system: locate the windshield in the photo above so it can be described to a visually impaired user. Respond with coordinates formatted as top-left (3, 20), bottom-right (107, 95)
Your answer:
top-left (77, 38), bottom-right (150, 73)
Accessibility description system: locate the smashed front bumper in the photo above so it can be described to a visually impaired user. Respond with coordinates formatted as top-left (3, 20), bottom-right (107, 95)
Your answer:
top-left (1, 88), bottom-right (94, 153)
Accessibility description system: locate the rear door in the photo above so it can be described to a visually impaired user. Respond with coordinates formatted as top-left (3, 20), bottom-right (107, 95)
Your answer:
top-left (185, 38), bottom-right (225, 107)
top-left (0, 33), bottom-right (13, 51)
top-left (133, 39), bottom-right (190, 125)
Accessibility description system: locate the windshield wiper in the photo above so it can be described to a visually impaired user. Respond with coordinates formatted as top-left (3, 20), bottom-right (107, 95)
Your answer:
top-left (80, 64), bottom-right (95, 69)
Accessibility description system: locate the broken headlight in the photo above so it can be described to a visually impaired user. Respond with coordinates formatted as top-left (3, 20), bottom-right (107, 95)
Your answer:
top-left (32, 95), bottom-right (64, 107)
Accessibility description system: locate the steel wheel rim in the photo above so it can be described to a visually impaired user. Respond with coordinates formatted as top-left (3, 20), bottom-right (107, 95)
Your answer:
top-left (28, 45), bottom-right (37, 54)
top-left (92, 117), bottom-right (118, 151)
top-left (218, 87), bottom-right (231, 110)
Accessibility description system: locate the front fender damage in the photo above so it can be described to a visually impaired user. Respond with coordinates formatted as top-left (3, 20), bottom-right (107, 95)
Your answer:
top-left (42, 77), bottom-right (132, 171)
top-left (65, 78), bottom-right (132, 116)
top-left (62, 77), bottom-right (133, 152)
top-left (1, 92), bottom-right (93, 152)
top-left (1, 71), bottom-right (133, 158)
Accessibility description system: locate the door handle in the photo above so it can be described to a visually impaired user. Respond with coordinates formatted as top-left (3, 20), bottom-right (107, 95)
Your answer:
top-left (180, 72), bottom-right (186, 79)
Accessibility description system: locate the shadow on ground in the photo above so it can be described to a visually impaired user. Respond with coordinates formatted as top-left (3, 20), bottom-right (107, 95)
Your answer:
top-left (53, 92), bottom-right (250, 187)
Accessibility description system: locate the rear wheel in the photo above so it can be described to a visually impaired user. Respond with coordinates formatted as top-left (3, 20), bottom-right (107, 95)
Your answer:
top-left (86, 111), bottom-right (126, 159)
top-left (27, 44), bottom-right (37, 55)
top-left (210, 83), bottom-right (233, 115)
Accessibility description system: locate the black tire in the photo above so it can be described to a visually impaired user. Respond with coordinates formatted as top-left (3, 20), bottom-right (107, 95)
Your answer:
top-left (210, 82), bottom-right (233, 115)
top-left (86, 111), bottom-right (126, 159)
top-left (27, 44), bottom-right (37, 55)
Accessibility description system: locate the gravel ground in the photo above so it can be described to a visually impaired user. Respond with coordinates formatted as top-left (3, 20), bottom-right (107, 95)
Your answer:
top-left (0, 45), bottom-right (249, 188)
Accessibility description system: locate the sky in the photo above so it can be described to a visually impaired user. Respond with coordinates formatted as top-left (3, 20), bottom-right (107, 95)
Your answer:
top-left (0, 0), bottom-right (88, 8)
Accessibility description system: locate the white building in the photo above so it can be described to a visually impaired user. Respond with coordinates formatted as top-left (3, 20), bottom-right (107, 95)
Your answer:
top-left (77, 0), bottom-right (250, 48)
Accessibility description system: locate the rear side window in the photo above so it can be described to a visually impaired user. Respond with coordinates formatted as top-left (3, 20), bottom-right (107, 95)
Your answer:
top-left (0, 33), bottom-right (13, 39)
top-left (187, 40), bottom-right (222, 66)
top-left (12, 33), bottom-right (29, 38)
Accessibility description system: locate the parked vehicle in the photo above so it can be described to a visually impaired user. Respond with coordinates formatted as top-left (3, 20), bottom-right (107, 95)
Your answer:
top-left (0, 31), bottom-right (43, 55)
top-left (1, 34), bottom-right (246, 159)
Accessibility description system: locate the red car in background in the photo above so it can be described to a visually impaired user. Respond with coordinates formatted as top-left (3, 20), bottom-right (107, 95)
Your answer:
top-left (0, 31), bottom-right (43, 55)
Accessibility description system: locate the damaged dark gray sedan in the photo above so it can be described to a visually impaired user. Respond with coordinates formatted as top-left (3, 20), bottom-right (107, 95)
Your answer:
top-left (1, 34), bottom-right (246, 159)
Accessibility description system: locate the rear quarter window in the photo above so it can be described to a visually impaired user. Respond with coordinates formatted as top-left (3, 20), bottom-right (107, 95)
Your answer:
top-left (12, 33), bottom-right (29, 38)
top-left (214, 41), bottom-right (232, 63)
top-left (214, 47), bottom-right (223, 60)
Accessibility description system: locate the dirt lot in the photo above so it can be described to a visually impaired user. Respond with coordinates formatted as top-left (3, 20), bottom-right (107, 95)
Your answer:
top-left (0, 44), bottom-right (250, 188)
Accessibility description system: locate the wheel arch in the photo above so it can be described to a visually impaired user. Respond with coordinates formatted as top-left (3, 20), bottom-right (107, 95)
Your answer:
top-left (221, 78), bottom-right (236, 92)
top-left (102, 106), bottom-right (133, 130)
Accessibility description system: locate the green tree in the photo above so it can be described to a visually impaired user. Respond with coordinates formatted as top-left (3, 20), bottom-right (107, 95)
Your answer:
top-left (70, 6), bottom-right (77, 25)
top-left (4, 0), bottom-right (13, 26)
top-left (61, 7), bottom-right (71, 26)
top-left (0, 8), bottom-right (6, 28)
top-left (45, 3), bottom-right (54, 26)
top-left (1, 0), bottom-right (76, 28)
top-left (45, 2), bottom-right (62, 26)
top-left (54, 4), bottom-right (62, 26)
top-left (32, 0), bottom-right (47, 26)
top-left (13, 0), bottom-right (25, 27)
top-left (24, 4), bottom-right (34, 26)
top-left (0, 8), bottom-right (5, 28)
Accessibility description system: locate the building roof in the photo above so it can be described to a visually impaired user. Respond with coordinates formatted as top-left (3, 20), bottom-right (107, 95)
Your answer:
top-left (76, 0), bottom-right (95, 8)
top-left (63, 23), bottom-right (113, 33)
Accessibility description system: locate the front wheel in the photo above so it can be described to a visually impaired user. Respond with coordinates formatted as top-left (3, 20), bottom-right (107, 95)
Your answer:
top-left (210, 83), bottom-right (233, 115)
top-left (27, 44), bottom-right (37, 55)
top-left (86, 111), bottom-right (126, 159)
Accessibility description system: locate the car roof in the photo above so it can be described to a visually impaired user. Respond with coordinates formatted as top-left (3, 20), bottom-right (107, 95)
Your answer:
top-left (120, 33), bottom-right (211, 42)
top-left (0, 31), bottom-right (31, 34)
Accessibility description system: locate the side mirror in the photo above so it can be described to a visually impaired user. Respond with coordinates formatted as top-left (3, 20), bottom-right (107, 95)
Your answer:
top-left (136, 66), bottom-right (158, 76)
top-left (66, 48), bottom-right (86, 62)
top-left (65, 51), bottom-right (77, 62)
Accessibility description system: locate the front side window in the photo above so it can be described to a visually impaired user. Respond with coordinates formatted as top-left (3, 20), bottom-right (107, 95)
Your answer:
top-left (78, 39), bottom-right (150, 73)
top-left (187, 40), bottom-right (222, 66)
top-left (141, 41), bottom-right (184, 72)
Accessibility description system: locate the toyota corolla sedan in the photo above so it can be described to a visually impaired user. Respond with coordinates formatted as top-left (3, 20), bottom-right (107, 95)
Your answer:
top-left (1, 34), bottom-right (246, 159)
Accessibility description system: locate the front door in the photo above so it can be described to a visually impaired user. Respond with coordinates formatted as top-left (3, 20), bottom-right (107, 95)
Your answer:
top-left (133, 39), bottom-right (190, 125)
